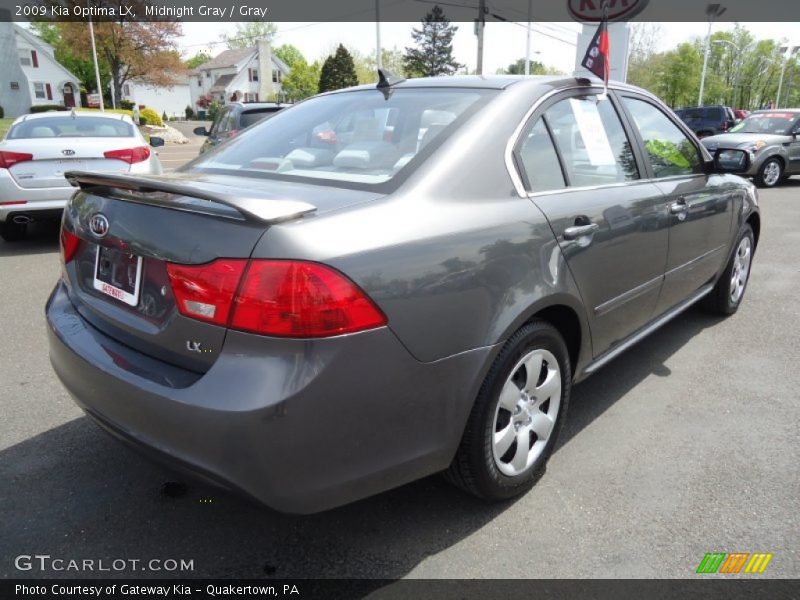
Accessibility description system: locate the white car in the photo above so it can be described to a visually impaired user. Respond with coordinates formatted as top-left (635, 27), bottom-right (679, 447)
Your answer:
top-left (0, 111), bottom-right (163, 241)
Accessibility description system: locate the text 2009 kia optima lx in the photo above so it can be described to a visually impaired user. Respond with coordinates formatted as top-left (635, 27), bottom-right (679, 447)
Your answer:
top-left (47, 75), bottom-right (760, 514)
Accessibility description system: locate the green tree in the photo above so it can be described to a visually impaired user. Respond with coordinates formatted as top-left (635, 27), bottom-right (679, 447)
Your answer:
top-left (403, 5), bottom-right (461, 77)
top-left (222, 22), bottom-right (278, 49)
top-left (274, 44), bottom-right (305, 70)
top-left (318, 44), bottom-right (359, 93)
top-left (366, 47), bottom-right (408, 78)
top-left (282, 59), bottom-right (321, 101)
top-left (185, 51), bottom-right (211, 70)
top-left (498, 58), bottom-right (563, 75)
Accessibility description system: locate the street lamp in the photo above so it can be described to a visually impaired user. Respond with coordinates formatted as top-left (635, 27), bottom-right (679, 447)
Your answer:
top-left (698, 3), bottom-right (727, 106)
top-left (714, 39), bottom-right (743, 109)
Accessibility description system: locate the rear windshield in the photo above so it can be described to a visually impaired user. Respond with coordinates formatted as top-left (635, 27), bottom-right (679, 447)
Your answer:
top-left (240, 108), bottom-right (282, 129)
top-left (681, 107), bottom-right (723, 121)
top-left (8, 116), bottom-right (134, 139)
top-left (730, 112), bottom-right (798, 134)
top-left (186, 88), bottom-right (495, 187)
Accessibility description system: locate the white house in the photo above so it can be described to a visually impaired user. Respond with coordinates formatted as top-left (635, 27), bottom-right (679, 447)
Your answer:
top-left (121, 78), bottom-right (192, 120)
top-left (189, 40), bottom-right (290, 112)
top-left (13, 24), bottom-right (82, 113)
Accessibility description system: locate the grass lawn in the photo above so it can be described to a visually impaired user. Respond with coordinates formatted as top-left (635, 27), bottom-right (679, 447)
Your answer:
top-left (0, 118), bottom-right (15, 139)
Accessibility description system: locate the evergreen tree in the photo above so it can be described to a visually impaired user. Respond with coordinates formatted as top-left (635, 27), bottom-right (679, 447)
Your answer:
top-left (318, 45), bottom-right (359, 93)
top-left (403, 6), bottom-right (461, 77)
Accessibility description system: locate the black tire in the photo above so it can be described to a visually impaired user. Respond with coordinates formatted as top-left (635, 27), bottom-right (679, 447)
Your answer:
top-left (754, 157), bottom-right (784, 188)
top-left (444, 320), bottom-right (571, 501)
top-left (703, 224), bottom-right (755, 315)
top-left (0, 221), bottom-right (27, 242)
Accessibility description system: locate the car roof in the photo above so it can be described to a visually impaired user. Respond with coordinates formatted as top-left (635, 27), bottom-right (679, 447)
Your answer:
top-left (15, 111), bottom-right (135, 125)
top-left (750, 109), bottom-right (800, 115)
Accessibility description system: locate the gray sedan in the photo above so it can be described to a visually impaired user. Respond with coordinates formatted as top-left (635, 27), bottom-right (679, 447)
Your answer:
top-left (0, 111), bottom-right (164, 241)
top-left (702, 110), bottom-right (800, 187)
top-left (47, 75), bottom-right (759, 513)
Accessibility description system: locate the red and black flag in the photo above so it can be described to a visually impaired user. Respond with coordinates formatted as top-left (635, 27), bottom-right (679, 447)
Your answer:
top-left (581, 12), bottom-right (610, 90)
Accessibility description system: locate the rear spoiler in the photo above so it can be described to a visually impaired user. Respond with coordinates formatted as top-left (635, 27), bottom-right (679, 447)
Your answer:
top-left (65, 171), bottom-right (317, 224)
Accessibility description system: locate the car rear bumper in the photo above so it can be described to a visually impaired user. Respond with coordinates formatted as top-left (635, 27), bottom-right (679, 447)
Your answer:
top-left (0, 172), bottom-right (73, 222)
top-left (46, 281), bottom-right (493, 513)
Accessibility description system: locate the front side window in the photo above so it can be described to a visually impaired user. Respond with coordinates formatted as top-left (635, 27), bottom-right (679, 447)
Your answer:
top-left (623, 97), bottom-right (702, 178)
top-left (187, 88), bottom-right (494, 187)
top-left (516, 119), bottom-right (565, 193)
top-left (544, 95), bottom-right (639, 187)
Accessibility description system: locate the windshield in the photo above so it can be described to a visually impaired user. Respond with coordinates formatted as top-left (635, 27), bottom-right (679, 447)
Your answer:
top-left (186, 88), bottom-right (495, 187)
top-left (8, 116), bottom-right (134, 139)
top-left (729, 112), bottom-right (798, 134)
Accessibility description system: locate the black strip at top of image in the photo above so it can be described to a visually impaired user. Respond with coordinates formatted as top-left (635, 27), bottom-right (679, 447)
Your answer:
top-left (1, 0), bottom-right (800, 23)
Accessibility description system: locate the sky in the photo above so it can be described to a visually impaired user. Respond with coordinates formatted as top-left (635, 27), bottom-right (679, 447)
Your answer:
top-left (177, 21), bottom-right (800, 75)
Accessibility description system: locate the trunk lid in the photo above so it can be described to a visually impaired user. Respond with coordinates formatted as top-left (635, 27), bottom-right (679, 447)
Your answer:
top-left (5, 138), bottom-right (141, 189)
top-left (61, 172), bottom-right (382, 373)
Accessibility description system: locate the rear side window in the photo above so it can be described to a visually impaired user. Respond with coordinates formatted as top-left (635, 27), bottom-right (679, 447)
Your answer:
top-left (622, 97), bottom-right (702, 178)
top-left (240, 109), bottom-right (281, 129)
top-left (516, 119), bottom-right (565, 193)
top-left (543, 96), bottom-right (639, 187)
top-left (8, 116), bottom-right (134, 139)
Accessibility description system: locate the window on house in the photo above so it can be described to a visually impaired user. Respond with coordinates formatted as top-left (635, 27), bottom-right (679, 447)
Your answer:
top-left (33, 82), bottom-right (45, 99)
top-left (197, 77), bottom-right (202, 87)
top-left (19, 51), bottom-right (31, 67)
top-left (31, 50), bottom-right (38, 68)
top-left (123, 84), bottom-right (131, 96)
top-left (205, 71), bottom-right (211, 78)
top-left (272, 70), bottom-right (281, 83)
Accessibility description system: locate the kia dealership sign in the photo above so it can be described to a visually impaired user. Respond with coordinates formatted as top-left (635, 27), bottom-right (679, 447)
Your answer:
top-left (568, 0), bottom-right (649, 23)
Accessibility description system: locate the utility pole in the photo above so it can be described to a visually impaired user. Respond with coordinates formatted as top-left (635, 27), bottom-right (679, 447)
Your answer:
top-left (698, 3), bottom-right (726, 106)
top-left (88, 18), bottom-right (104, 111)
top-left (524, 0), bottom-right (532, 75)
top-left (375, 0), bottom-right (382, 69)
top-left (476, 0), bottom-right (486, 75)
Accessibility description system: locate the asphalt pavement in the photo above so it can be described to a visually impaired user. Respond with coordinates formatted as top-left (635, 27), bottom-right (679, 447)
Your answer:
top-left (0, 183), bottom-right (798, 580)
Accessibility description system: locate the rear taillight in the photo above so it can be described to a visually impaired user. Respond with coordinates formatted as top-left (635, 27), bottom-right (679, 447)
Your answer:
top-left (0, 150), bottom-right (33, 169)
top-left (166, 259), bottom-right (248, 327)
top-left (104, 146), bottom-right (151, 164)
top-left (167, 259), bottom-right (387, 337)
top-left (60, 228), bottom-right (81, 264)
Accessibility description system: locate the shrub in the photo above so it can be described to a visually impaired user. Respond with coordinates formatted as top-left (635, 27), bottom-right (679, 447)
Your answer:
top-left (0, 105), bottom-right (4, 118)
top-left (30, 105), bottom-right (68, 113)
top-left (120, 99), bottom-right (135, 110)
top-left (138, 115), bottom-right (148, 126)
top-left (140, 107), bottom-right (163, 127)
top-left (185, 105), bottom-right (194, 119)
top-left (207, 100), bottom-right (223, 123)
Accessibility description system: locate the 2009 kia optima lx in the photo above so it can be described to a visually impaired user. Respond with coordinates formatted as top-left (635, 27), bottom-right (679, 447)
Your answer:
top-left (47, 75), bottom-right (760, 513)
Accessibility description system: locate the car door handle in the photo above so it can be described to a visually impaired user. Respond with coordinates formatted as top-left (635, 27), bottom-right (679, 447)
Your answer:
top-left (563, 223), bottom-right (599, 240)
top-left (669, 198), bottom-right (688, 214)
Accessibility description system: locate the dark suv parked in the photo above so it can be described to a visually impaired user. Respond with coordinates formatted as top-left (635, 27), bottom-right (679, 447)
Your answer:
top-left (194, 102), bottom-right (285, 154)
top-left (674, 105), bottom-right (737, 138)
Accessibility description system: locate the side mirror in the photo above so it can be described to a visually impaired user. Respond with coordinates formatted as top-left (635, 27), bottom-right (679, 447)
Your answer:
top-left (149, 136), bottom-right (165, 148)
top-left (712, 148), bottom-right (750, 174)
top-left (193, 126), bottom-right (209, 136)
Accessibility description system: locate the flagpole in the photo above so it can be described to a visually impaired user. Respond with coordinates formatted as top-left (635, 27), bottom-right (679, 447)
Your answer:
top-left (89, 17), bottom-right (104, 112)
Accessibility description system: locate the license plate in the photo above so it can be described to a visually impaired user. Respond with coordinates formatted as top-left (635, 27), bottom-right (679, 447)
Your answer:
top-left (93, 246), bottom-right (142, 307)
top-left (56, 160), bottom-right (87, 173)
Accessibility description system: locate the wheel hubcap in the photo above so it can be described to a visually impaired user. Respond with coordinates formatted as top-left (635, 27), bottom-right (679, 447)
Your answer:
top-left (729, 236), bottom-right (752, 304)
top-left (763, 161), bottom-right (781, 186)
top-left (492, 348), bottom-right (562, 477)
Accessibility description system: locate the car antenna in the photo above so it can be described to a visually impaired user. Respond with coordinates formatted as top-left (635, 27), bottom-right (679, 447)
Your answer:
top-left (376, 68), bottom-right (405, 99)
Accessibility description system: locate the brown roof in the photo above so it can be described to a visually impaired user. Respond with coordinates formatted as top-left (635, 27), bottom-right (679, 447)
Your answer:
top-left (190, 47), bottom-right (256, 73)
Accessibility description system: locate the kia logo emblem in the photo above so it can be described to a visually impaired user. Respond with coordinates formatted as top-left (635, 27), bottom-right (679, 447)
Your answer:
top-left (88, 214), bottom-right (109, 238)
top-left (567, 0), bottom-right (649, 23)
top-left (61, 149), bottom-right (75, 156)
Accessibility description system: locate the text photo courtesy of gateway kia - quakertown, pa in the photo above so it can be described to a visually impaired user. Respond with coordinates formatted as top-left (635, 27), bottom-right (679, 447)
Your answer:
top-left (1, 0), bottom-right (799, 598)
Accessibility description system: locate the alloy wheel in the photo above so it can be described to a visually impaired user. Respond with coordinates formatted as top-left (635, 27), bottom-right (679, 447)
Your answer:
top-left (492, 348), bottom-right (562, 477)
top-left (730, 236), bottom-right (752, 304)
